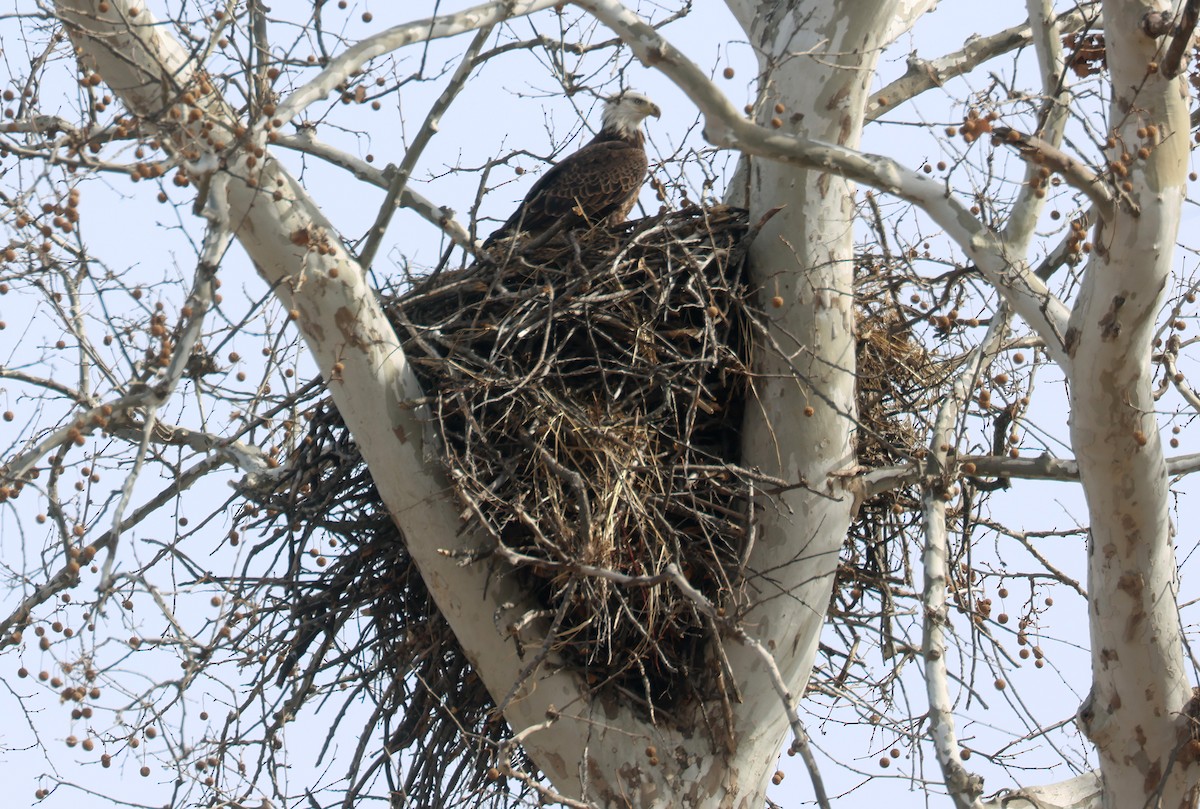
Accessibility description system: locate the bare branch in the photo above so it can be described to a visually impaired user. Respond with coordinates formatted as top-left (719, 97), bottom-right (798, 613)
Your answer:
top-left (100, 173), bottom-right (230, 586)
top-left (1162, 0), bottom-right (1199, 78)
top-left (273, 131), bottom-right (473, 248)
top-left (919, 311), bottom-right (1010, 808)
top-left (1001, 0), bottom-right (1073, 248)
top-left (571, 0), bottom-right (1073, 367)
top-left (977, 772), bottom-right (1102, 809)
top-left (1162, 337), bottom-right (1200, 414)
top-left (865, 4), bottom-right (1098, 119)
top-left (992, 126), bottom-right (1131, 221)
top-left (275, 0), bottom-right (562, 124)
top-left (358, 25), bottom-right (493, 269)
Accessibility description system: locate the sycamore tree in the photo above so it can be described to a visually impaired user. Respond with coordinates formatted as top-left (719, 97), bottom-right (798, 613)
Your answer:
top-left (2, 0), bottom-right (1200, 807)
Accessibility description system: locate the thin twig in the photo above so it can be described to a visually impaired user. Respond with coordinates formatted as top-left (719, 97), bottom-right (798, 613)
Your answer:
top-left (357, 25), bottom-right (493, 269)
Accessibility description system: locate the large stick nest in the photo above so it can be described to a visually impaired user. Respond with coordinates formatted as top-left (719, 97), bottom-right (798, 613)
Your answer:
top-left (242, 205), bottom-right (933, 805)
top-left (395, 205), bottom-right (755, 691)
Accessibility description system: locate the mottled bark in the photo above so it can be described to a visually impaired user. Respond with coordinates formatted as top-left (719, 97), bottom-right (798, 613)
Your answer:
top-left (1067, 2), bottom-right (1194, 807)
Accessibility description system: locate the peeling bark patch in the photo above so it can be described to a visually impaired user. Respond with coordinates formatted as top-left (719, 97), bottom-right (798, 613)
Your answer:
top-left (1101, 647), bottom-right (1119, 668)
top-left (826, 85), bottom-right (850, 111)
top-left (617, 761), bottom-right (650, 803)
top-left (1118, 571), bottom-right (1145, 599)
top-left (535, 748), bottom-right (562, 781)
top-left (1099, 295), bottom-right (1126, 341)
top-left (1118, 572), bottom-right (1148, 638)
top-left (393, 424), bottom-right (407, 444)
top-left (335, 306), bottom-right (369, 350)
top-left (302, 318), bottom-right (325, 343)
top-left (585, 756), bottom-right (602, 789)
top-left (1144, 758), bottom-right (1162, 795)
top-left (1128, 609), bottom-right (1147, 639)
top-left (1065, 326), bottom-right (1080, 357)
top-left (1111, 692), bottom-right (1123, 712)
top-left (598, 692), bottom-right (625, 721)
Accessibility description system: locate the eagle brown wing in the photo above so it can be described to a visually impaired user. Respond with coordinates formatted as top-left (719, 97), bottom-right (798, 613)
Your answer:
top-left (485, 138), bottom-right (648, 246)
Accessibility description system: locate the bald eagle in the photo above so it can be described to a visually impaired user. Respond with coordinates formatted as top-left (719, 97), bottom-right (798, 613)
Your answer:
top-left (483, 92), bottom-right (661, 248)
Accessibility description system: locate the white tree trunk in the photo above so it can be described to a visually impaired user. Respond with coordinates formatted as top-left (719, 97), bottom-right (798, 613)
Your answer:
top-left (1067, 2), bottom-right (1194, 806)
top-left (715, 0), bottom-right (923, 793)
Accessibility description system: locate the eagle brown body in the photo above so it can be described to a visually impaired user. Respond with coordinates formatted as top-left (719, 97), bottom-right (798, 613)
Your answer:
top-left (484, 92), bottom-right (661, 247)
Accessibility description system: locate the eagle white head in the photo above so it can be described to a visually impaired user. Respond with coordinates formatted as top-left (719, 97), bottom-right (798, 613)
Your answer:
top-left (601, 92), bottom-right (661, 139)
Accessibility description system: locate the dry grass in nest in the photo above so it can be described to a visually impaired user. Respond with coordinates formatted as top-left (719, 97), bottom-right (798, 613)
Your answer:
top-left (837, 267), bottom-right (946, 622)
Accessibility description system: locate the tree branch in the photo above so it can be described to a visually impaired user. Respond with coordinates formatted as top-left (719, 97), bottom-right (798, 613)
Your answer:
top-left (274, 0), bottom-right (561, 125)
top-left (572, 0), bottom-right (1073, 367)
top-left (1001, 0), bottom-right (1074, 248)
top-left (992, 126), bottom-right (1132, 222)
top-left (865, 4), bottom-right (1098, 120)
top-left (357, 24), bottom-right (493, 269)
top-left (272, 131), bottom-right (473, 249)
top-left (920, 311), bottom-right (1010, 808)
